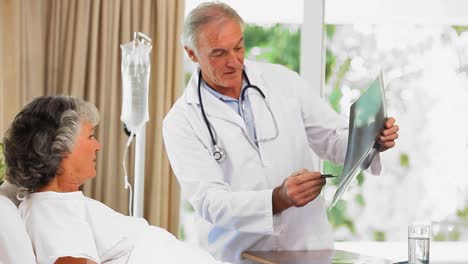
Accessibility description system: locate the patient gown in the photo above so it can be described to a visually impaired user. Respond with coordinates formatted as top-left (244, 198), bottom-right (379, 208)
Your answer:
top-left (19, 191), bottom-right (227, 264)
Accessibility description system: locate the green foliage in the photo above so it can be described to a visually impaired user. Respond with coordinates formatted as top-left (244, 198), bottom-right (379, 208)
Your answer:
top-left (323, 161), bottom-right (343, 183)
top-left (325, 49), bottom-right (336, 84)
top-left (244, 24), bottom-right (301, 72)
top-left (328, 85), bottom-right (343, 113)
top-left (243, 25), bottom-right (274, 53)
top-left (400, 153), bottom-right (410, 168)
top-left (183, 200), bottom-right (195, 213)
top-left (433, 228), bottom-right (461, 241)
top-left (355, 193), bottom-right (365, 206)
top-left (446, 229), bottom-right (461, 241)
top-left (328, 200), bottom-right (356, 235)
top-left (0, 143), bottom-right (5, 185)
top-left (373, 230), bottom-right (386, 241)
top-left (329, 58), bottom-right (352, 113)
top-left (323, 161), bottom-right (365, 187)
top-left (325, 158), bottom-right (366, 235)
top-left (325, 25), bottom-right (336, 40)
top-left (179, 225), bottom-right (186, 241)
top-left (452, 26), bottom-right (468, 36)
top-left (434, 206), bottom-right (467, 242)
top-left (356, 173), bottom-right (365, 186)
top-left (433, 232), bottom-right (445, 241)
top-left (180, 201), bottom-right (194, 241)
top-left (456, 207), bottom-right (468, 220)
top-left (184, 72), bottom-right (192, 86)
top-left (324, 25), bottom-right (337, 83)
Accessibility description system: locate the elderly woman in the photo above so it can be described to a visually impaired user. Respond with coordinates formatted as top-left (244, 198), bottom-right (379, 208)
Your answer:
top-left (3, 96), bottom-right (227, 264)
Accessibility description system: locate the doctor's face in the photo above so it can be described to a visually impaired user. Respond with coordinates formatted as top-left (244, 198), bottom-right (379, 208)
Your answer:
top-left (186, 18), bottom-right (245, 96)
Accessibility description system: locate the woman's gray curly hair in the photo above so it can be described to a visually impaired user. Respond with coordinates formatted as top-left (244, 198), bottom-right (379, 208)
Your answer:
top-left (181, 1), bottom-right (244, 52)
top-left (3, 95), bottom-right (99, 192)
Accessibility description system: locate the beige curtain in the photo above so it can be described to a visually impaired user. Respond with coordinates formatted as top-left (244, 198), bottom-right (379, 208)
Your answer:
top-left (0, 0), bottom-right (23, 134)
top-left (0, 0), bottom-right (183, 235)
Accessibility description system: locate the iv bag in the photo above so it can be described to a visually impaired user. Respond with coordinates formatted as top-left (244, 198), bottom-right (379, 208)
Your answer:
top-left (120, 34), bottom-right (152, 134)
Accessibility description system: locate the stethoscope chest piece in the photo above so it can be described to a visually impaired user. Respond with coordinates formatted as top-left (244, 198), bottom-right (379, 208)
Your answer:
top-left (213, 145), bottom-right (226, 162)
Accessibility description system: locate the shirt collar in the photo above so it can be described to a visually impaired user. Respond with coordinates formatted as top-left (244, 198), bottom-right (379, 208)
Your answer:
top-left (185, 60), bottom-right (264, 105)
top-left (201, 79), bottom-right (248, 103)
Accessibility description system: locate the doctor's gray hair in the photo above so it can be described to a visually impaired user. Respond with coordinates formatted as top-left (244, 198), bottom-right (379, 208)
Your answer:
top-left (181, 1), bottom-right (245, 52)
top-left (3, 95), bottom-right (99, 192)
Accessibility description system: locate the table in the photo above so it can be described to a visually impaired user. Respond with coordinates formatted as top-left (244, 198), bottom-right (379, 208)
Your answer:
top-left (335, 241), bottom-right (468, 263)
top-left (242, 249), bottom-right (393, 264)
top-left (242, 242), bottom-right (468, 264)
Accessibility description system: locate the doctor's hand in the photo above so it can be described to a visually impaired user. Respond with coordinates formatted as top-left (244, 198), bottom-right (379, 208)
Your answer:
top-left (272, 169), bottom-right (325, 215)
top-left (378, 117), bottom-right (399, 152)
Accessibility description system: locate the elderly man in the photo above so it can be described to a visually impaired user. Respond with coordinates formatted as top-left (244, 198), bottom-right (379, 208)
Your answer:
top-left (163, 2), bottom-right (399, 263)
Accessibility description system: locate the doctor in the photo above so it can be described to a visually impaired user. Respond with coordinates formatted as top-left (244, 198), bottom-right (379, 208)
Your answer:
top-left (163, 2), bottom-right (399, 263)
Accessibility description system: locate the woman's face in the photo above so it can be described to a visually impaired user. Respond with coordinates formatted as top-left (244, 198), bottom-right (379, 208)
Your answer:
top-left (62, 121), bottom-right (101, 185)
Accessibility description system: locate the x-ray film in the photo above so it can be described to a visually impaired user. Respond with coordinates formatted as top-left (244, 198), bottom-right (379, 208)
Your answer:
top-left (330, 73), bottom-right (387, 209)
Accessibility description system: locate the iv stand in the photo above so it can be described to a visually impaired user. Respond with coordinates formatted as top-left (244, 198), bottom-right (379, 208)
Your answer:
top-left (122, 32), bottom-right (152, 218)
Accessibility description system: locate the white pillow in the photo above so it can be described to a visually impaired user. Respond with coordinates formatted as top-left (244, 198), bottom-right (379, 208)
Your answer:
top-left (0, 183), bottom-right (36, 264)
top-left (0, 181), bottom-right (23, 207)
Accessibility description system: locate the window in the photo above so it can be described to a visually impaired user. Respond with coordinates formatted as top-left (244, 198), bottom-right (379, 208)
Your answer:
top-left (318, 1), bottom-right (468, 242)
top-left (323, 23), bottom-right (468, 241)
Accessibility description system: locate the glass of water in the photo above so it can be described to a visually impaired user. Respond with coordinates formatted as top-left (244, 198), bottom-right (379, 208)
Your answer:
top-left (408, 223), bottom-right (431, 264)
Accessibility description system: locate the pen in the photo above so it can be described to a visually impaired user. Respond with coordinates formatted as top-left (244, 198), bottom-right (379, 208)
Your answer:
top-left (321, 174), bottom-right (337, 178)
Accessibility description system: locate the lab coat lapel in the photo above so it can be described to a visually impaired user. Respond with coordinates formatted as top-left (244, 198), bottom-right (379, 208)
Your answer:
top-left (185, 69), bottom-right (246, 130)
top-left (243, 64), bottom-right (277, 141)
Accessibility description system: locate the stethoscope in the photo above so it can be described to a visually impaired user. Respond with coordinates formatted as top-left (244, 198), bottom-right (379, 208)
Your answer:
top-left (197, 69), bottom-right (279, 163)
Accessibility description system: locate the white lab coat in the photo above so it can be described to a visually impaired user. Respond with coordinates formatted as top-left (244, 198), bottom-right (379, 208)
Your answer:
top-left (163, 60), bottom-right (379, 263)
